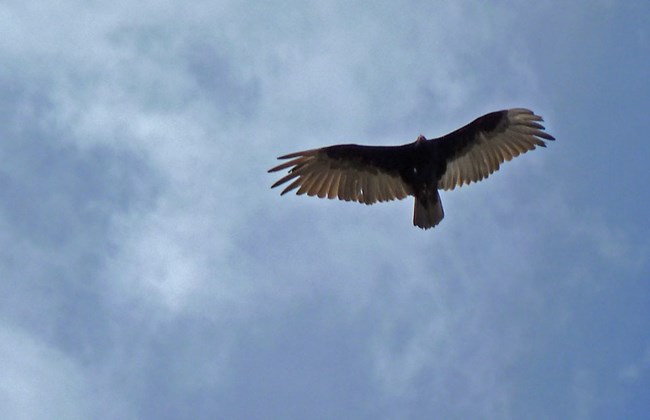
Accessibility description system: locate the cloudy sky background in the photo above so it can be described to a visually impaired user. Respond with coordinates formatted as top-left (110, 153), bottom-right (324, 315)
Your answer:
top-left (1, 1), bottom-right (649, 418)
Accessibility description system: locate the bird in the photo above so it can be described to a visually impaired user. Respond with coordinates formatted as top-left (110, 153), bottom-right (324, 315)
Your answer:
top-left (269, 108), bottom-right (554, 229)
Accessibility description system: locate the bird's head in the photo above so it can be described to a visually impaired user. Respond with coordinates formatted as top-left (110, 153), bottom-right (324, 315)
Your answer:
top-left (415, 134), bottom-right (426, 144)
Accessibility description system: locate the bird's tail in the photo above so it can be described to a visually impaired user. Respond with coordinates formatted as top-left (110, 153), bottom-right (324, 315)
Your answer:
top-left (413, 191), bottom-right (444, 229)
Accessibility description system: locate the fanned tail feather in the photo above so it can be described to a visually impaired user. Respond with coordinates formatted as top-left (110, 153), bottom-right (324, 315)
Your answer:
top-left (413, 191), bottom-right (444, 229)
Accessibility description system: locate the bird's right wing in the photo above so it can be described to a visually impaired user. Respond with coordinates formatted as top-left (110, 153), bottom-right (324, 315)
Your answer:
top-left (436, 108), bottom-right (555, 191)
top-left (269, 144), bottom-right (414, 205)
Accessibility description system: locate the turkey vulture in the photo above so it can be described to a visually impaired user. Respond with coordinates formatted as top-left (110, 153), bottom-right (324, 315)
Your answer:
top-left (269, 108), bottom-right (554, 229)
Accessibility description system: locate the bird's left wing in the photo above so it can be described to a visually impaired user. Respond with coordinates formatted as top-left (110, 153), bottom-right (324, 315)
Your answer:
top-left (436, 108), bottom-right (555, 191)
top-left (269, 144), bottom-right (414, 204)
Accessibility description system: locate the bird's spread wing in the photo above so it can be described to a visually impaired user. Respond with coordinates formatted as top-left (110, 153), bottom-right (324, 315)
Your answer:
top-left (436, 108), bottom-right (555, 191)
top-left (269, 144), bottom-right (413, 204)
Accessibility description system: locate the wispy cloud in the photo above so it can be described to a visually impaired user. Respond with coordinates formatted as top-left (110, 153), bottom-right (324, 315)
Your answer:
top-left (0, 323), bottom-right (131, 419)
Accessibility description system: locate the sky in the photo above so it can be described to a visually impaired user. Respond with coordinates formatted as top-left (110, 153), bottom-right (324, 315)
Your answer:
top-left (1, 1), bottom-right (649, 419)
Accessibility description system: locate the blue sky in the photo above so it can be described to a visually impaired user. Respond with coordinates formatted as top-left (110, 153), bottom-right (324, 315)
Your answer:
top-left (1, 1), bottom-right (649, 418)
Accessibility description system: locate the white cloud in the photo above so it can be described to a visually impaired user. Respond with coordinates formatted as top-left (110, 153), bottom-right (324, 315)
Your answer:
top-left (0, 323), bottom-right (129, 420)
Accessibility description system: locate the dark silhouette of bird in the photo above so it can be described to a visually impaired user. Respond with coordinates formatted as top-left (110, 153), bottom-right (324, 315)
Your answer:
top-left (269, 108), bottom-right (554, 229)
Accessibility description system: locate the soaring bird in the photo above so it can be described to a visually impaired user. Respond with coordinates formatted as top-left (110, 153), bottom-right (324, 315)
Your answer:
top-left (269, 108), bottom-right (554, 229)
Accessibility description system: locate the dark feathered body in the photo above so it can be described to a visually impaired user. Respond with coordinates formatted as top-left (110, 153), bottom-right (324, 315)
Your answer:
top-left (269, 109), bottom-right (554, 229)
